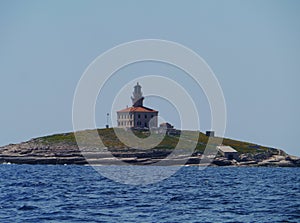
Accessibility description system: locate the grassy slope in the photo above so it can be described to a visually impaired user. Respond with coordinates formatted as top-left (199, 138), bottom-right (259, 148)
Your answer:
top-left (35, 128), bottom-right (279, 155)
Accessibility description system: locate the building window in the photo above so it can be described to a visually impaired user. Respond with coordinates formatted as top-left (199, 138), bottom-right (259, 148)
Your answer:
top-left (138, 114), bottom-right (140, 118)
top-left (151, 115), bottom-right (153, 118)
top-left (145, 115), bottom-right (147, 119)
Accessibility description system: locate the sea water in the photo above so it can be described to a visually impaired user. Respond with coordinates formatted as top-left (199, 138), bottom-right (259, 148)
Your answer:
top-left (0, 165), bottom-right (299, 223)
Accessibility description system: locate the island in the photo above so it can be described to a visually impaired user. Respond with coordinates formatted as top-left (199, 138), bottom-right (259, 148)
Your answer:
top-left (0, 128), bottom-right (299, 167)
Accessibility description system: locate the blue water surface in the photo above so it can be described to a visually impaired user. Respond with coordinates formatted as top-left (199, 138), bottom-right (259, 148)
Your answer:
top-left (0, 165), bottom-right (299, 223)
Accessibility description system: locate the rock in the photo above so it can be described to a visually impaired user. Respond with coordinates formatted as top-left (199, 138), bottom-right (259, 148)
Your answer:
top-left (286, 156), bottom-right (300, 166)
top-left (253, 152), bottom-right (272, 162)
top-left (239, 154), bottom-right (252, 162)
top-left (213, 158), bottom-right (233, 166)
top-left (238, 160), bottom-right (258, 166)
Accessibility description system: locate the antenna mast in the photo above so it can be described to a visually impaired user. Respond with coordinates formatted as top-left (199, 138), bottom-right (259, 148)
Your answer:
top-left (106, 113), bottom-right (109, 128)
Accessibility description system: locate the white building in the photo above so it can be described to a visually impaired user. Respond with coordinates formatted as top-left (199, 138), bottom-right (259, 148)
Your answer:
top-left (217, 146), bottom-right (239, 160)
top-left (117, 83), bottom-right (158, 129)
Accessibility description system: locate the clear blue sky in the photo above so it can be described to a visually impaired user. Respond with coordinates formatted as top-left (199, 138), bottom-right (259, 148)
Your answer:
top-left (0, 0), bottom-right (299, 156)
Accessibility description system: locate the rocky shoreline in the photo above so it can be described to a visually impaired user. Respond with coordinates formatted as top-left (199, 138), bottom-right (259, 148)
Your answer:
top-left (1, 138), bottom-right (299, 167)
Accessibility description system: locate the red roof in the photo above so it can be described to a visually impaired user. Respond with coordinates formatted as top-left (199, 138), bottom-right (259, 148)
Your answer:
top-left (117, 106), bottom-right (158, 113)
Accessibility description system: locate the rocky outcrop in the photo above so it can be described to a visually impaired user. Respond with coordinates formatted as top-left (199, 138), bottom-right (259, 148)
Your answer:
top-left (0, 140), bottom-right (85, 165)
top-left (254, 155), bottom-right (300, 167)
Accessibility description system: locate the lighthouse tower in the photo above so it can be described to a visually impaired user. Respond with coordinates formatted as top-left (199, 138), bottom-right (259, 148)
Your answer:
top-left (131, 82), bottom-right (144, 107)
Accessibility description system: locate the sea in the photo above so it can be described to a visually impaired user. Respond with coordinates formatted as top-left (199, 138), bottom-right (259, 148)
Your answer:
top-left (0, 165), bottom-right (299, 223)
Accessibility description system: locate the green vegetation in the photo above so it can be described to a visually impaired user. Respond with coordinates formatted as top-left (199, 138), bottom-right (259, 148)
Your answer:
top-left (222, 137), bottom-right (276, 154)
top-left (36, 128), bottom-right (278, 155)
top-left (37, 132), bottom-right (76, 144)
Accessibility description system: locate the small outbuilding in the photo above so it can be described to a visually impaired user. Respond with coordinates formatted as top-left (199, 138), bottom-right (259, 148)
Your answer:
top-left (217, 146), bottom-right (238, 160)
top-left (157, 122), bottom-right (181, 135)
top-left (206, 131), bottom-right (215, 137)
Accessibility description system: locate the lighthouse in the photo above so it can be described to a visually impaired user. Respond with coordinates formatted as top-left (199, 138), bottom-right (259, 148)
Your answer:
top-left (117, 82), bottom-right (158, 129)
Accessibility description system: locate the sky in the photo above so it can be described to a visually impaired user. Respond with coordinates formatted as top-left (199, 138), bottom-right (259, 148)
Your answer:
top-left (0, 0), bottom-right (300, 156)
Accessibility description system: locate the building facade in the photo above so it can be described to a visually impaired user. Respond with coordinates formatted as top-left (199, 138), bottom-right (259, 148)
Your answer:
top-left (117, 83), bottom-right (158, 129)
top-left (217, 146), bottom-right (239, 160)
